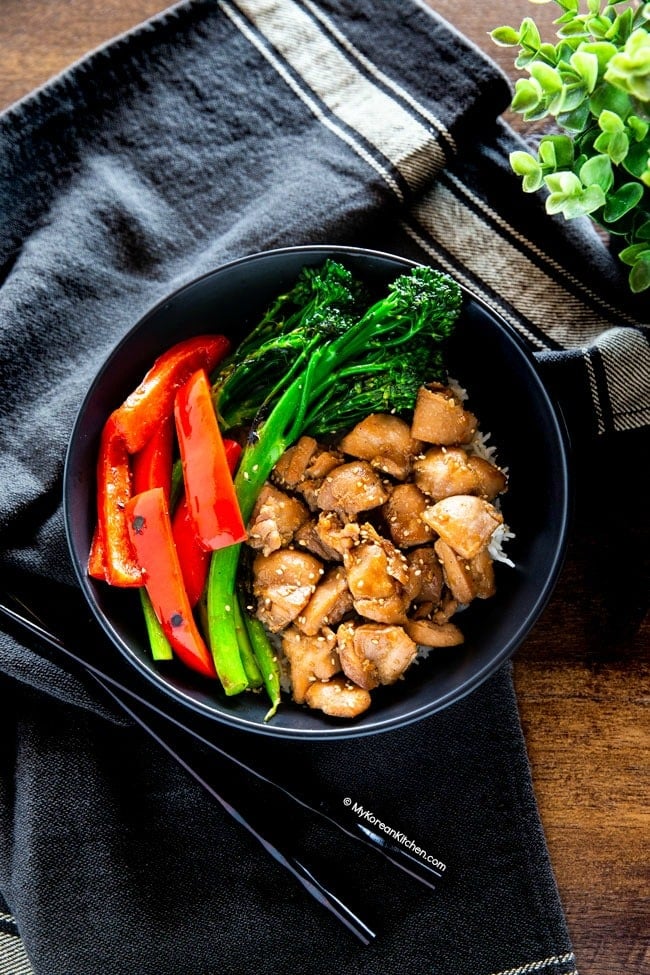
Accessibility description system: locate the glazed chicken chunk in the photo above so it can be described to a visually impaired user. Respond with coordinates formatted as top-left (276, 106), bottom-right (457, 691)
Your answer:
top-left (304, 678), bottom-right (372, 719)
top-left (316, 461), bottom-right (388, 516)
top-left (405, 546), bottom-right (443, 606)
top-left (252, 549), bottom-right (324, 632)
top-left (339, 413), bottom-right (423, 480)
top-left (281, 626), bottom-right (341, 704)
top-left (295, 566), bottom-right (354, 637)
top-left (422, 495), bottom-right (503, 560)
top-left (404, 618), bottom-right (464, 647)
top-left (271, 436), bottom-right (318, 490)
top-left (337, 621), bottom-right (418, 690)
top-left (414, 446), bottom-right (507, 502)
top-left (383, 482), bottom-right (434, 548)
top-left (344, 524), bottom-right (411, 624)
top-left (410, 384), bottom-right (477, 444)
top-left (248, 483), bottom-right (310, 556)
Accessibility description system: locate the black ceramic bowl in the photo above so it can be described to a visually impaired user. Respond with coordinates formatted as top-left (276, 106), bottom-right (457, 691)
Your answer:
top-left (64, 245), bottom-right (570, 739)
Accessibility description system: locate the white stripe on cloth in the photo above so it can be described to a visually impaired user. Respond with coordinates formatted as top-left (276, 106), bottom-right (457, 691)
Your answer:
top-left (591, 326), bottom-right (650, 433)
top-left (401, 221), bottom-right (551, 351)
top-left (443, 171), bottom-right (640, 330)
top-left (218, 0), bottom-right (405, 200)
top-left (409, 182), bottom-right (618, 348)
top-left (487, 950), bottom-right (577, 975)
top-left (226, 0), bottom-right (447, 191)
top-left (0, 931), bottom-right (34, 975)
top-left (301, 0), bottom-right (457, 156)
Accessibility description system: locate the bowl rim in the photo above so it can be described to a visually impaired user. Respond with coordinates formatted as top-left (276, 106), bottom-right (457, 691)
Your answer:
top-left (63, 244), bottom-right (572, 739)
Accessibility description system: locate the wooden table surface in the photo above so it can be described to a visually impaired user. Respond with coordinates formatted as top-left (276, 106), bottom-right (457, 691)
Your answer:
top-left (1, 3), bottom-right (648, 974)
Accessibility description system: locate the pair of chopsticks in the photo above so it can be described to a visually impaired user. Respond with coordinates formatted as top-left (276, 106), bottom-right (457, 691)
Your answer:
top-left (0, 588), bottom-right (445, 942)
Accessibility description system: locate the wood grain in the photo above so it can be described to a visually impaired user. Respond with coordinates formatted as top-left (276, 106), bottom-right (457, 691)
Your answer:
top-left (1, 3), bottom-right (648, 974)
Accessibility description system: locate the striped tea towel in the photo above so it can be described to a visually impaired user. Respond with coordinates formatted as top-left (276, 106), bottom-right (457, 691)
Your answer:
top-left (0, 2), bottom-right (647, 973)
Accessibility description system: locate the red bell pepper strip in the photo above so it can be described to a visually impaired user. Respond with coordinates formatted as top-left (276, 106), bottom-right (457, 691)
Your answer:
top-left (223, 438), bottom-right (242, 475)
top-left (112, 334), bottom-right (230, 453)
top-left (88, 524), bottom-right (107, 581)
top-left (174, 369), bottom-right (247, 551)
top-left (90, 415), bottom-right (142, 587)
top-left (172, 436), bottom-right (242, 606)
top-left (132, 413), bottom-right (174, 501)
top-left (171, 496), bottom-right (210, 607)
top-left (125, 487), bottom-right (217, 679)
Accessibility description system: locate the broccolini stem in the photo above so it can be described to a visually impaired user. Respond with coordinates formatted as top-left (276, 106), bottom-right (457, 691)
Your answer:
top-left (206, 378), bottom-right (307, 685)
top-left (243, 610), bottom-right (281, 721)
top-left (233, 592), bottom-right (264, 688)
top-left (206, 543), bottom-right (250, 696)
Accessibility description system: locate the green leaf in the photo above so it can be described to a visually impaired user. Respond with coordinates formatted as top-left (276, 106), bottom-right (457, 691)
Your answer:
top-left (595, 127), bottom-right (631, 163)
top-left (580, 153), bottom-right (614, 190)
top-left (545, 171), bottom-right (582, 194)
top-left (539, 140), bottom-right (557, 167)
top-left (617, 242), bottom-right (650, 264)
top-left (580, 184), bottom-right (608, 212)
top-left (539, 43), bottom-right (560, 63)
top-left (637, 218), bottom-right (650, 241)
top-left (609, 129), bottom-right (631, 163)
top-left (604, 28), bottom-right (650, 99)
top-left (546, 185), bottom-right (605, 218)
top-left (520, 17), bottom-right (542, 51)
top-left (589, 81), bottom-right (633, 117)
top-left (603, 181), bottom-right (645, 221)
top-left (559, 20), bottom-right (591, 38)
top-left (490, 26), bottom-right (521, 46)
top-left (599, 108), bottom-right (625, 133)
top-left (628, 116), bottom-right (649, 142)
top-left (606, 8), bottom-right (635, 43)
top-left (542, 134), bottom-right (576, 167)
top-left (587, 0), bottom-right (602, 14)
top-left (515, 50), bottom-right (537, 69)
top-left (530, 61), bottom-right (564, 92)
top-left (629, 252), bottom-right (650, 292)
top-left (523, 104), bottom-right (553, 123)
top-left (557, 101), bottom-right (592, 130)
top-left (511, 77), bottom-right (543, 112)
top-left (589, 14), bottom-right (617, 38)
top-left (556, 82), bottom-right (589, 113)
top-left (556, 40), bottom-right (581, 63)
top-left (510, 150), bottom-right (541, 176)
top-left (577, 41), bottom-right (619, 73)
top-left (623, 139), bottom-right (650, 177)
top-left (570, 50), bottom-right (600, 91)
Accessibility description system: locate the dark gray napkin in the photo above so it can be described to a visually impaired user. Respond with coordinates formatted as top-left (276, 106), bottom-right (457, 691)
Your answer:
top-left (0, 1), bottom-right (647, 973)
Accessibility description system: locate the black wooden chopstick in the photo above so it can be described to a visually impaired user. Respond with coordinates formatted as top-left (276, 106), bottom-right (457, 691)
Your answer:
top-left (0, 594), bottom-right (375, 943)
top-left (94, 669), bottom-right (376, 944)
top-left (1, 591), bottom-right (444, 892)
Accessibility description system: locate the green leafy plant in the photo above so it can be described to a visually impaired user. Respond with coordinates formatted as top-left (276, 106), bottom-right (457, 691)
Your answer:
top-left (492, 0), bottom-right (650, 293)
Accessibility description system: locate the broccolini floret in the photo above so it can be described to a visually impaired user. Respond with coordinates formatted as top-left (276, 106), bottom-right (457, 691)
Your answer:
top-left (213, 260), bottom-right (362, 431)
